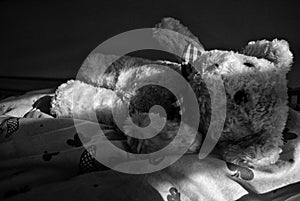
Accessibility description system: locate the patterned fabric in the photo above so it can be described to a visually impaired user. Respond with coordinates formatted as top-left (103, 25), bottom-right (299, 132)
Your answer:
top-left (79, 145), bottom-right (98, 173)
top-left (167, 187), bottom-right (181, 201)
top-left (182, 43), bottom-right (202, 64)
top-left (0, 92), bottom-right (300, 200)
top-left (0, 116), bottom-right (20, 138)
top-left (226, 162), bottom-right (254, 181)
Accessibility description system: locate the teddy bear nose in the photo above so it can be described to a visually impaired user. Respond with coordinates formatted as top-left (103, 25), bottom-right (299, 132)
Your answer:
top-left (234, 90), bottom-right (248, 105)
top-left (243, 62), bottom-right (255, 68)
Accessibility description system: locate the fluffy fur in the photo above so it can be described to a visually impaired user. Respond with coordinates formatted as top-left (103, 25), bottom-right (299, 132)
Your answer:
top-left (124, 113), bottom-right (202, 154)
top-left (51, 63), bottom-right (184, 123)
top-left (51, 80), bottom-right (126, 125)
top-left (153, 17), bottom-right (204, 62)
top-left (189, 40), bottom-right (292, 167)
top-left (51, 18), bottom-right (293, 168)
top-left (78, 54), bottom-right (157, 89)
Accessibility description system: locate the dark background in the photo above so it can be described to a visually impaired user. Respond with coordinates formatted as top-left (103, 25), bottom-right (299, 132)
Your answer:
top-left (0, 0), bottom-right (299, 92)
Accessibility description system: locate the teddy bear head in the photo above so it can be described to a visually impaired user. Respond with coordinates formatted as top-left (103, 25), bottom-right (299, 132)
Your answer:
top-left (188, 39), bottom-right (293, 167)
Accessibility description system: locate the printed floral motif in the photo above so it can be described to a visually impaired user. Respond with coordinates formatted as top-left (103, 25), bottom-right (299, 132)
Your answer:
top-left (67, 132), bottom-right (91, 147)
top-left (167, 187), bottom-right (181, 201)
top-left (0, 117), bottom-right (20, 138)
top-left (42, 151), bottom-right (59, 161)
top-left (226, 162), bottom-right (254, 181)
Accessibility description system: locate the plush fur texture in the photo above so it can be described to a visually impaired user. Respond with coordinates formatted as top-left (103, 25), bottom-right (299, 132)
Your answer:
top-left (153, 17), bottom-right (204, 62)
top-left (241, 39), bottom-right (293, 69)
top-left (51, 80), bottom-right (125, 125)
top-left (78, 54), bottom-right (156, 89)
top-left (189, 40), bottom-right (292, 167)
top-left (51, 18), bottom-right (293, 168)
top-left (123, 113), bottom-right (202, 154)
top-left (51, 63), bottom-right (184, 123)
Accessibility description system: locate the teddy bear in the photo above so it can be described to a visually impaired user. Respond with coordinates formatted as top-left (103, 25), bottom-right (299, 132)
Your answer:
top-left (188, 39), bottom-right (292, 167)
top-left (50, 18), bottom-right (293, 168)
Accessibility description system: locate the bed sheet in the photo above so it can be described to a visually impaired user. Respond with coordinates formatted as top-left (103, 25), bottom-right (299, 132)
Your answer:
top-left (0, 90), bottom-right (300, 201)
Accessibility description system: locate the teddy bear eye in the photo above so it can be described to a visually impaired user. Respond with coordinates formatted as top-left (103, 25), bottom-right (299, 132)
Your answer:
top-left (205, 63), bottom-right (219, 73)
top-left (234, 90), bottom-right (248, 105)
top-left (243, 62), bottom-right (254, 68)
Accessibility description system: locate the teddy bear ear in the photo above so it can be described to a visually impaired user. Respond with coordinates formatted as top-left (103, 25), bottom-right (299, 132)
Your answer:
top-left (240, 39), bottom-right (293, 71)
top-left (153, 17), bottom-right (204, 62)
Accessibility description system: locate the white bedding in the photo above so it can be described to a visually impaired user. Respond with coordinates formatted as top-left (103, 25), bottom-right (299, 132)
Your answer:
top-left (0, 91), bottom-right (300, 201)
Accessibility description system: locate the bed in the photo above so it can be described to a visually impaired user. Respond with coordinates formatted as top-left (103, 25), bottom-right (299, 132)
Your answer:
top-left (0, 86), bottom-right (300, 201)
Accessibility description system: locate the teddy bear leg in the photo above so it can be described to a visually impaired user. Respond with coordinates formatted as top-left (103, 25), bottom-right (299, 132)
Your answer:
top-left (50, 80), bottom-right (126, 125)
